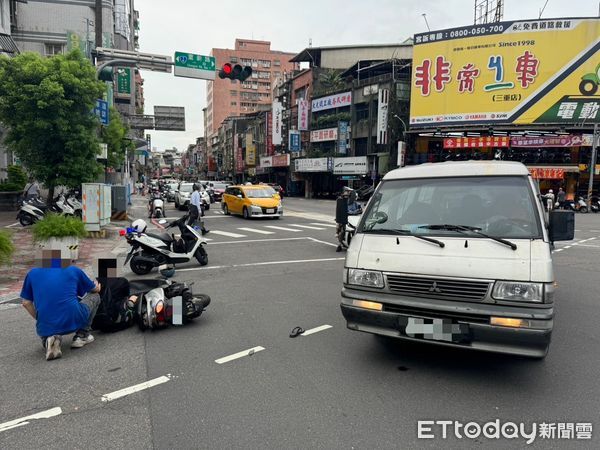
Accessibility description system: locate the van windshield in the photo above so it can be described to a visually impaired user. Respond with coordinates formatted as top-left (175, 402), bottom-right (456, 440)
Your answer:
top-left (359, 176), bottom-right (542, 239)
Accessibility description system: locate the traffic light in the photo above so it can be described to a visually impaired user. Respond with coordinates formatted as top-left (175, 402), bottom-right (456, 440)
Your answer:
top-left (218, 63), bottom-right (253, 82)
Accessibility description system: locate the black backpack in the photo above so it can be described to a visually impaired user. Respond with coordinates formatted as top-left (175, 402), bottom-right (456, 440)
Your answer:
top-left (92, 277), bottom-right (135, 332)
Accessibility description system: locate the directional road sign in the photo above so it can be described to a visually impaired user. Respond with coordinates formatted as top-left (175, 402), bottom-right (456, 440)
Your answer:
top-left (174, 52), bottom-right (216, 80)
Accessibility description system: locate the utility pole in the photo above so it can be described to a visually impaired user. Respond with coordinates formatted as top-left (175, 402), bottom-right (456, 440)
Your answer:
top-left (587, 122), bottom-right (599, 206)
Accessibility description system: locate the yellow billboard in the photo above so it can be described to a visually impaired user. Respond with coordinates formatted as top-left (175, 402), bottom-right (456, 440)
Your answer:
top-left (409, 17), bottom-right (600, 128)
top-left (245, 132), bottom-right (256, 166)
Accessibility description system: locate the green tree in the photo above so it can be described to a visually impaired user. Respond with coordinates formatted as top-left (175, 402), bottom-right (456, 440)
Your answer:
top-left (318, 69), bottom-right (346, 93)
top-left (0, 50), bottom-right (105, 201)
top-left (101, 107), bottom-right (134, 169)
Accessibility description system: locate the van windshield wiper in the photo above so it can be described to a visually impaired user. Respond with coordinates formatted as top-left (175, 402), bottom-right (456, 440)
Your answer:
top-left (418, 224), bottom-right (517, 251)
top-left (363, 228), bottom-right (445, 248)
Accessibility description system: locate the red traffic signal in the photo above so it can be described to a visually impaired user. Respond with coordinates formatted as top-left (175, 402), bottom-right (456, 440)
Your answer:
top-left (218, 64), bottom-right (253, 82)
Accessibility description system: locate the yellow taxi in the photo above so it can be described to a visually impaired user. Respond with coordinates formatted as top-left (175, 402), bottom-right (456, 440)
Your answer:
top-left (221, 184), bottom-right (282, 219)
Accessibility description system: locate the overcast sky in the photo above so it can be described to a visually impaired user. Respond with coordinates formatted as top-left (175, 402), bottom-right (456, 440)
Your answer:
top-left (137, 0), bottom-right (597, 151)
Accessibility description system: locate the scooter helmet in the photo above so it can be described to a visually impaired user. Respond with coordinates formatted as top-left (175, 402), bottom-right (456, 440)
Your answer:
top-left (131, 219), bottom-right (147, 233)
top-left (159, 265), bottom-right (175, 278)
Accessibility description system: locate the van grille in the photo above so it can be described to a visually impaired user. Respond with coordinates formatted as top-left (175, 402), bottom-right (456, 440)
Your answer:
top-left (386, 274), bottom-right (490, 301)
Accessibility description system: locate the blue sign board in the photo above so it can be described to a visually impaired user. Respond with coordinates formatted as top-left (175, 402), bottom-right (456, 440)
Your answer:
top-left (289, 131), bottom-right (301, 153)
top-left (338, 121), bottom-right (348, 155)
top-left (94, 99), bottom-right (109, 125)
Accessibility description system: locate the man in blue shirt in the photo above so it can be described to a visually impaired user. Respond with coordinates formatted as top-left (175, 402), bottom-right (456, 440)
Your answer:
top-left (20, 250), bottom-right (102, 361)
top-left (189, 184), bottom-right (209, 235)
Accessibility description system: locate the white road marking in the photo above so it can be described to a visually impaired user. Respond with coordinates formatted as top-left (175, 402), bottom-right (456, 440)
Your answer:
top-left (310, 222), bottom-right (337, 228)
top-left (301, 324), bottom-right (333, 336)
top-left (209, 230), bottom-right (247, 238)
top-left (290, 224), bottom-right (326, 230)
top-left (101, 375), bottom-right (170, 403)
top-left (215, 346), bottom-right (265, 364)
top-left (264, 225), bottom-right (303, 232)
top-left (307, 237), bottom-right (340, 247)
top-left (207, 237), bottom-right (307, 245)
top-left (570, 244), bottom-right (600, 248)
top-left (0, 407), bottom-right (62, 433)
top-left (177, 257), bottom-right (346, 272)
top-left (553, 249), bottom-right (564, 252)
top-left (5, 222), bottom-right (20, 228)
top-left (589, 230), bottom-right (600, 232)
top-left (237, 227), bottom-right (275, 235)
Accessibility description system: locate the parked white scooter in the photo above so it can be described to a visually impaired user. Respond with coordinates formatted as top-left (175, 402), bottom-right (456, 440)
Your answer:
top-left (150, 195), bottom-right (165, 218)
top-left (123, 217), bottom-right (208, 275)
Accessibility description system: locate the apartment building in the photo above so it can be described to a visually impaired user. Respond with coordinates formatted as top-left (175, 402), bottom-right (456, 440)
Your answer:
top-left (205, 39), bottom-right (298, 136)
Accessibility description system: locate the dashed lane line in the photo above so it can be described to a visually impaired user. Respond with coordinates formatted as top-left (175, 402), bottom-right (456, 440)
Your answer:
top-left (209, 230), bottom-right (247, 238)
top-left (237, 227), bottom-right (275, 235)
top-left (310, 222), bottom-right (337, 228)
top-left (0, 407), bottom-right (62, 434)
top-left (264, 225), bottom-right (303, 232)
top-left (101, 375), bottom-right (171, 403)
top-left (301, 325), bottom-right (333, 336)
top-left (215, 346), bottom-right (265, 364)
top-left (289, 224), bottom-right (326, 230)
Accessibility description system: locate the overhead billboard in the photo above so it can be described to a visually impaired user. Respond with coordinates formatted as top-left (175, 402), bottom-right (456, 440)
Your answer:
top-left (409, 17), bottom-right (600, 128)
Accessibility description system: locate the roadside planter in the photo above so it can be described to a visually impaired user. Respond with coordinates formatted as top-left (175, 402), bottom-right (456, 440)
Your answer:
top-left (31, 214), bottom-right (87, 260)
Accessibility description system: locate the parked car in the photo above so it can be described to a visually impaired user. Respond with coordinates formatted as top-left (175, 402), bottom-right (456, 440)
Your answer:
top-left (221, 185), bottom-right (282, 219)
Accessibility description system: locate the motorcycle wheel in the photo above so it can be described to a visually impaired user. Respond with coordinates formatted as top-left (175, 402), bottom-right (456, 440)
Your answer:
top-left (205, 202), bottom-right (210, 210)
top-left (75, 210), bottom-right (82, 219)
top-left (19, 214), bottom-right (34, 226)
top-left (130, 255), bottom-right (154, 275)
top-left (580, 206), bottom-right (588, 213)
top-left (195, 246), bottom-right (208, 266)
top-left (155, 210), bottom-right (162, 218)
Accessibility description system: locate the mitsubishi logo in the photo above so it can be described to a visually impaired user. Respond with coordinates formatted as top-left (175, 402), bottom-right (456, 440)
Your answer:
top-left (429, 281), bottom-right (442, 293)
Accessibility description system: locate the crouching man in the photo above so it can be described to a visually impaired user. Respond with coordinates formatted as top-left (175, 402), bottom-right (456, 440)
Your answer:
top-left (20, 249), bottom-right (102, 361)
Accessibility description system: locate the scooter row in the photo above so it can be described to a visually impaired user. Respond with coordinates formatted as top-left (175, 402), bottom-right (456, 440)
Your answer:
top-left (17, 191), bottom-right (82, 226)
top-left (557, 197), bottom-right (600, 213)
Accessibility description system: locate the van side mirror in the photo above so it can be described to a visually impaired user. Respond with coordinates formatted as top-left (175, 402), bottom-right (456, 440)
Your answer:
top-left (548, 210), bottom-right (574, 242)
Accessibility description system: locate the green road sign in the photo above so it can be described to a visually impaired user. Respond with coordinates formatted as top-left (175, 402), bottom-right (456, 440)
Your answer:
top-left (174, 52), bottom-right (216, 80)
top-left (116, 68), bottom-right (131, 95)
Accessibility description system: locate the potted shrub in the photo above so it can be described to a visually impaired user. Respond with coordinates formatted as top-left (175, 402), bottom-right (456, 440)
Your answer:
top-left (0, 165), bottom-right (28, 211)
top-left (0, 230), bottom-right (15, 266)
top-left (32, 213), bottom-right (87, 260)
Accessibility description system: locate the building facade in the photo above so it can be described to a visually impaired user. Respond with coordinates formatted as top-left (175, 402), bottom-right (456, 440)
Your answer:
top-left (205, 39), bottom-right (298, 137)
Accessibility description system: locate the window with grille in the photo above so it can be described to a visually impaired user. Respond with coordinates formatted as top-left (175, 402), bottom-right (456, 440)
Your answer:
top-left (44, 43), bottom-right (64, 57)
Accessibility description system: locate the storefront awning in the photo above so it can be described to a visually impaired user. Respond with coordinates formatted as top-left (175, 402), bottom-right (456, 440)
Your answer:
top-left (0, 34), bottom-right (20, 57)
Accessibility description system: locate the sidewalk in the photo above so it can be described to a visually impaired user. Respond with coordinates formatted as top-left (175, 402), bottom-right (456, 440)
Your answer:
top-left (0, 217), bottom-right (131, 305)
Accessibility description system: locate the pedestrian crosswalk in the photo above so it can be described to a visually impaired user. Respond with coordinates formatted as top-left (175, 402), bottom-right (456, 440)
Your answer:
top-left (200, 222), bottom-right (335, 241)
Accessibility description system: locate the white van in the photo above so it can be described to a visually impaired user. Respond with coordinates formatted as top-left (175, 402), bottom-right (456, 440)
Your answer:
top-left (340, 161), bottom-right (574, 358)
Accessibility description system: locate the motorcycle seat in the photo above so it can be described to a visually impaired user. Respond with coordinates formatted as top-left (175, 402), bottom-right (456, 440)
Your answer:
top-left (147, 232), bottom-right (173, 243)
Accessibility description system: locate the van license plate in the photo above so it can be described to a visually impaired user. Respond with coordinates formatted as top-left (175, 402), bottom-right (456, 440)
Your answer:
top-left (398, 316), bottom-right (470, 343)
top-left (266, 209), bottom-right (275, 214)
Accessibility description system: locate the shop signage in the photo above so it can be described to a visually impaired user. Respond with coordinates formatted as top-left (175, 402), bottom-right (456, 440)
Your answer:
top-left (236, 147), bottom-right (244, 173)
top-left (444, 137), bottom-right (510, 149)
top-left (410, 18), bottom-right (600, 127)
top-left (266, 111), bottom-right (273, 155)
top-left (529, 168), bottom-right (565, 179)
top-left (333, 156), bottom-right (368, 175)
top-left (311, 127), bottom-right (338, 142)
top-left (260, 154), bottom-right (290, 168)
top-left (298, 99), bottom-right (309, 130)
top-left (294, 157), bottom-right (332, 172)
top-left (245, 132), bottom-right (256, 166)
top-left (312, 92), bottom-right (352, 112)
top-left (511, 135), bottom-right (583, 147)
top-left (289, 130), bottom-right (301, 153)
top-left (376, 89), bottom-right (390, 144)
top-left (338, 121), bottom-right (349, 154)
top-left (272, 101), bottom-right (283, 146)
top-left (582, 134), bottom-right (598, 147)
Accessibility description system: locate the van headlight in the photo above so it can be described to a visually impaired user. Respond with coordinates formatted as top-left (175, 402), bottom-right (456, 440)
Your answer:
top-left (347, 269), bottom-right (384, 289)
top-left (492, 281), bottom-right (543, 303)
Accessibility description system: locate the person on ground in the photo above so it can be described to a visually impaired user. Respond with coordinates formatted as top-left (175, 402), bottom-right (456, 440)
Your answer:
top-left (20, 249), bottom-right (101, 361)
